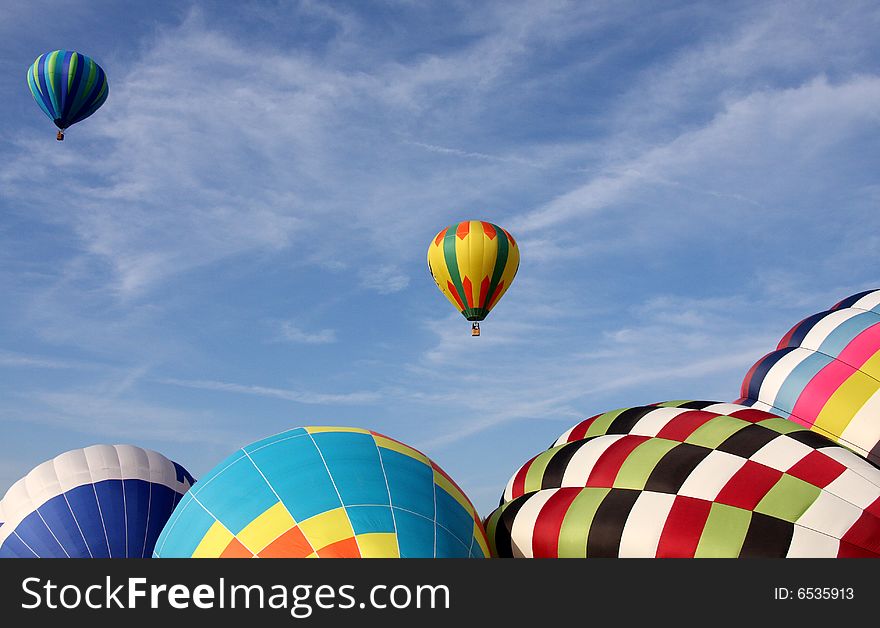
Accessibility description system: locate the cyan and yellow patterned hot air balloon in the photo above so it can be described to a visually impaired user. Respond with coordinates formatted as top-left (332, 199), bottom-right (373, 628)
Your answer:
top-left (427, 220), bottom-right (519, 336)
top-left (154, 426), bottom-right (489, 558)
top-left (27, 49), bottom-right (109, 141)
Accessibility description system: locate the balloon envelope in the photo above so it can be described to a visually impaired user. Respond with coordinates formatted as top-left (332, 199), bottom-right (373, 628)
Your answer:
top-left (154, 426), bottom-right (488, 558)
top-left (427, 220), bottom-right (519, 322)
top-left (27, 49), bottom-right (109, 132)
top-left (737, 289), bottom-right (880, 465)
top-left (487, 401), bottom-right (880, 558)
top-left (0, 444), bottom-right (194, 558)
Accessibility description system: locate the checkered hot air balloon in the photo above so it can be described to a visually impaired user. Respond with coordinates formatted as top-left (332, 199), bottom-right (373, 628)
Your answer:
top-left (486, 402), bottom-right (880, 558)
top-left (154, 426), bottom-right (489, 558)
top-left (0, 445), bottom-right (195, 558)
top-left (427, 220), bottom-right (519, 337)
top-left (27, 50), bottom-right (109, 141)
top-left (737, 289), bottom-right (880, 465)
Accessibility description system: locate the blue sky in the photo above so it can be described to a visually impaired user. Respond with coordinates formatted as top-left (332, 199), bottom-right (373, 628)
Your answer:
top-left (1, 0), bottom-right (879, 515)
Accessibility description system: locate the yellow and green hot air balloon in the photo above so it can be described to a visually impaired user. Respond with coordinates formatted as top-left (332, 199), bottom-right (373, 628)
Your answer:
top-left (427, 220), bottom-right (519, 336)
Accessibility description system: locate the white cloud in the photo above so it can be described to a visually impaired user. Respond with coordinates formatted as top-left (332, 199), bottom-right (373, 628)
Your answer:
top-left (514, 75), bottom-right (880, 234)
top-left (279, 320), bottom-right (337, 345)
top-left (0, 390), bottom-right (232, 446)
top-left (418, 313), bottom-right (543, 366)
top-left (156, 377), bottom-right (380, 405)
top-left (358, 265), bottom-right (410, 294)
top-left (411, 291), bottom-right (781, 450)
top-left (2, 2), bottom-right (610, 302)
top-left (0, 350), bottom-right (99, 371)
top-left (404, 140), bottom-right (571, 172)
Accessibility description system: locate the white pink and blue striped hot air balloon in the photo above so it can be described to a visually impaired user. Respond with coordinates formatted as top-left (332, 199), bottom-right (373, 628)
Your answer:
top-left (0, 445), bottom-right (194, 558)
top-left (737, 290), bottom-right (880, 466)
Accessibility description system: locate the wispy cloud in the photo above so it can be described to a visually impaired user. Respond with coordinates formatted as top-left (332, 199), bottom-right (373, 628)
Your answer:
top-left (418, 314), bottom-right (543, 366)
top-left (0, 390), bottom-right (232, 445)
top-left (404, 140), bottom-right (579, 173)
top-left (156, 377), bottom-right (380, 405)
top-left (514, 75), bottom-right (880, 234)
top-left (278, 320), bottom-right (337, 345)
top-left (412, 291), bottom-right (781, 450)
top-left (358, 265), bottom-right (410, 294)
top-left (0, 350), bottom-right (100, 371)
top-left (1, 2), bottom-right (609, 304)
top-left (417, 346), bottom-right (766, 451)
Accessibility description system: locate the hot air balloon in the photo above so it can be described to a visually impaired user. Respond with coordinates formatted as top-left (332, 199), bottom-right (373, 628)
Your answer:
top-left (427, 220), bottom-right (519, 337)
top-left (27, 49), bottom-right (109, 141)
top-left (154, 426), bottom-right (488, 558)
top-left (737, 289), bottom-right (880, 466)
top-left (486, 401), bottom-right (880, 558)
top-left (0, 445), bottom-right (194, 558)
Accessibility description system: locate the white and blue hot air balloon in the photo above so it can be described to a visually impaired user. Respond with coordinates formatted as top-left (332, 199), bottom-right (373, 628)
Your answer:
top-left (0, 444), bottom-right (194, 558)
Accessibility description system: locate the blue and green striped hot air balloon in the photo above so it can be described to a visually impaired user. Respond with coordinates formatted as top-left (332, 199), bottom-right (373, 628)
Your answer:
top-left (27, 49), bottom-right (109, 141)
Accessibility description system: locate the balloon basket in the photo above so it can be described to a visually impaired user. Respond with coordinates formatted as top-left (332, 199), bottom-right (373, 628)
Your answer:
top-left (471, 323), bottom-right (480, 337)
top-left (56, 131), bottom-right (64, 141)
